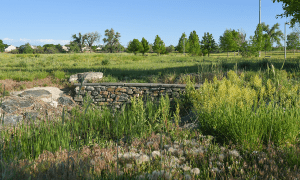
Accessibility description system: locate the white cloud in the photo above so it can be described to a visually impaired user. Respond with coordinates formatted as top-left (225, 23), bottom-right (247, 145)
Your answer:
top-left (20, 38), bottom-right (31, 42)
top-left (36, 39), bottom-right (70, 45)
top-left (3, 38), bottom-right (13, 41)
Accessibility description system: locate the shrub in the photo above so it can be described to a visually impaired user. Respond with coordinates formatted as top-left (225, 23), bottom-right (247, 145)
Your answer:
top-left (187, 70), bottom-right (300, 151)
top-left (102, 59), bottom-right (110, 65)
top-left (53, 70), bottom-right (65, 80)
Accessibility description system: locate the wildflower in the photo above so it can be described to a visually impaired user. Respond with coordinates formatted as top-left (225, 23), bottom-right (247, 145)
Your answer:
top-left (229, 149), bottom-right (240, 157)
top-left (190, 168), bottom-right (200, 175)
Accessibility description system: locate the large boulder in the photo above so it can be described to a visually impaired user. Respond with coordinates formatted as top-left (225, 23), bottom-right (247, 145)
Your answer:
top-left (69, 72), bottom-right (103, 83)
top-left (0, 89), bottom-right (77, 134)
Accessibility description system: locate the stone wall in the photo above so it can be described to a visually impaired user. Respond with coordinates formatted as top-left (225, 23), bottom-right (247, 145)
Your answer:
top-left (73, 83), bottom-right (201, 109)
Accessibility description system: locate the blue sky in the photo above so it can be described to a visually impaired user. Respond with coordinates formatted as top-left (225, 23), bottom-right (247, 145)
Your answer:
top-left (0, 0), bottom-right (296, 47)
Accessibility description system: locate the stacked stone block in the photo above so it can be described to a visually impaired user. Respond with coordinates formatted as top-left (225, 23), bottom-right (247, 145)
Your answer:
top-left (73, 83), bottom-right (201, 109)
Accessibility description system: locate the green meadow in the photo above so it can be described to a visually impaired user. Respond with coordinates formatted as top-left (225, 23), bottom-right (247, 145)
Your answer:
top-left (0, 51), bottom-right (300, 179)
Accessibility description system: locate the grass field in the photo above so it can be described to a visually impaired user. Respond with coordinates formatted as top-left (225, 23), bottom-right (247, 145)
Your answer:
top-left (0, 51), bottom-right (300, 179)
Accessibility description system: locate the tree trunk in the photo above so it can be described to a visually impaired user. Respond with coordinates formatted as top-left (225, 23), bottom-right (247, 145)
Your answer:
top-left (227, 51), bottom-right (229, 57)
top-left (294, 49), bottom-right (295, 55)
top-left (238, 50), bottom-right (239, 56)
top-left (208, 52), bottom-right (210, 57)
top-left (234, 51), bottom-right (235, 57)
top-left (259, 51), bottom-right (261, 57)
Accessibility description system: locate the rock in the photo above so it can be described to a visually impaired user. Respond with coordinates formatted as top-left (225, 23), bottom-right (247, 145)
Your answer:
top-left (57, 96), bottom-right (75, 106)
top-left (19, 90), bottom-right (51, 98)
top-left (0, 89), bottom-right (77, 134)
top-left (69, 72), bottom-right (103, 83)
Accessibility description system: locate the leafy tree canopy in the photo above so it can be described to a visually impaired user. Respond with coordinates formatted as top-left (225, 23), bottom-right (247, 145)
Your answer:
top-left (19, 43), bottom-right (33, 54)
top-left (153, 35), bottom-right (166, 56)
top-left (140, 37), bottom-right (150, 55)
top-left (127, 39), bottom-right (143, 55)
top-left (72, 32), bottom-right (87, 53)
top-left (188, 30), bottom-right (201, 56)
top-left (103, 28), bottom-right (121, 53)
top-left (200, 32), bottom-right (218, 57)
top-left (273, 0), bottom-right (300, 27)
top-left (177, 32), bottom-right (189, 54)
top-left (219, 29), bottom-right (237, 57)
top-left (0, 40), bottom-right (8, 52)
top-left (287, 32), bottom-right (300, 53)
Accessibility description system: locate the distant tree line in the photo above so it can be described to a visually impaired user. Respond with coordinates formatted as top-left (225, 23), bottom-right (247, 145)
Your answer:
top-left (6, 43), bottom-right (68, 54)
top-left (1, 23), bottom-right (300, 56)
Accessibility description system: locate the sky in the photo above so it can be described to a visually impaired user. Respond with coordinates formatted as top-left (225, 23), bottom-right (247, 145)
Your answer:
top-left (0, 0), bottom-right (297, 47)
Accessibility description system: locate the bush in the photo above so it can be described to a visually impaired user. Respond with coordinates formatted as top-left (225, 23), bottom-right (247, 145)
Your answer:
top-left (102, 59), bottom-right (110, 65)
top-left (53, 70), bottom-right (65, 80)
top-left (10, 49), bottom-right (19, 54)
top-left (187, 70), bottom-right (300, 151)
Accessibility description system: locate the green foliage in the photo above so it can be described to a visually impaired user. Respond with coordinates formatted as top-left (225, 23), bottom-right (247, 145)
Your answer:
top-left (0, 40), bottom-right (8, 52)
top-left (66, 41), bottom-right (80, 53)
top-left (165, 45), bottom-right (175, 54)
top-left (177, 32), bottom-right (189, 53)
top-left (219, 29), bottom-right (237, 57)
top-left (272, 0), bottom-right (300, 27)
top-left (44, 46), bottom-right (58, 54)
top-left (261, 22), bottom-right (283, 47)
top-left (188, 70), bottom-right (300, 151)
top-left (188, 30), bottom-right (201, 56)
top-left (18, 43), bottom-right (34, 54)
top-left (33, 46), bottom-right (44, 54)
top-left (287, 32), bottom-right (300, 53)
top-left (85, 31), bottom-right (101, 52)
top-left (140, 37), bottom-right (150, 55)
top-left (72, 32), bottom-right (87, 53)
top-left (53, 70), bottom-right (65, 79)
top-left (10, 49), bottom-right (19, 54)
top-left (102, 59), bottom-right (110, 65)
top-left (200, 32), bottom-right (218, 57)
top-left (251, 24), bottom-right (265, 56)
top-left (153, 35), bottom-right (166, 56)
top-left (103, 28), bottom-right (121, 53)
top-left (127, 39), bottom-right (143, 55)
top-left (263, 34), bottom-right (272, 55)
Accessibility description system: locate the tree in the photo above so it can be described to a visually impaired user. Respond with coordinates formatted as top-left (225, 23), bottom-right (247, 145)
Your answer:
top-left (66, 41), bottom-right (80, 53)
top-left (103, 28), bottom-right (121, 53)
top-left (127, 39), bottom-right (143, 55)
top-left (230, 30), bottom-right (241, 56)
top-left (188, 30), bottom-right (201, 56)
top-left (85, 31), bottom-right (101, 53)
top-left (19, 43), bottom-right (33, 54)
top-left (263, 34), bottom-right (272, 55)
top-left (219, 29), bottom-right (236, 57)
top-left (177, 32), bottom-right (189, 54)
top-left (166, 45), bottom-right (175, 54)
top-left (200, 32), bottom-right (218, 57)
top-left (33, 46), bottom-right (44, 54)
top-left (140, 37), bottom-right (150, 55)
top-left (153, 35), bottom-right (166, 56)
top-left (0, 40), bottom-right (8, 52)
top-left (261, 22), bottom-right (283, 47)
top-left (232, 29), bottom-right (247, 56)
top-left (272, 0), bottom-right (300, 27)
top-left (251, 24), bottom-right (265, 57)
top-left (287, 32), bottom-right (300, 54)
top-left (72, 32), bottom-right (87, 53)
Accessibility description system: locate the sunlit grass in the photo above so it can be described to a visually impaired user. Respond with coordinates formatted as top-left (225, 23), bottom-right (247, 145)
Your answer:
top-left (0, 52), bottom-right (300, 179)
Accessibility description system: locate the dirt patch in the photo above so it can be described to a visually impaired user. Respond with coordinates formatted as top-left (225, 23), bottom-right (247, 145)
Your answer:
top-left (0, 77), bottom-right (73, 96)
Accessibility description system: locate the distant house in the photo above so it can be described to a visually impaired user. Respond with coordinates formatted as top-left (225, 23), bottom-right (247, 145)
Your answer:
top-left (82, 47), bottom-right (91, 52)
top-left (62, 45), bottom-right (69, 52)
top-left (30, 45), bottom-right (37, 49)
top-left (5, 45), bottom-right (16, 52)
